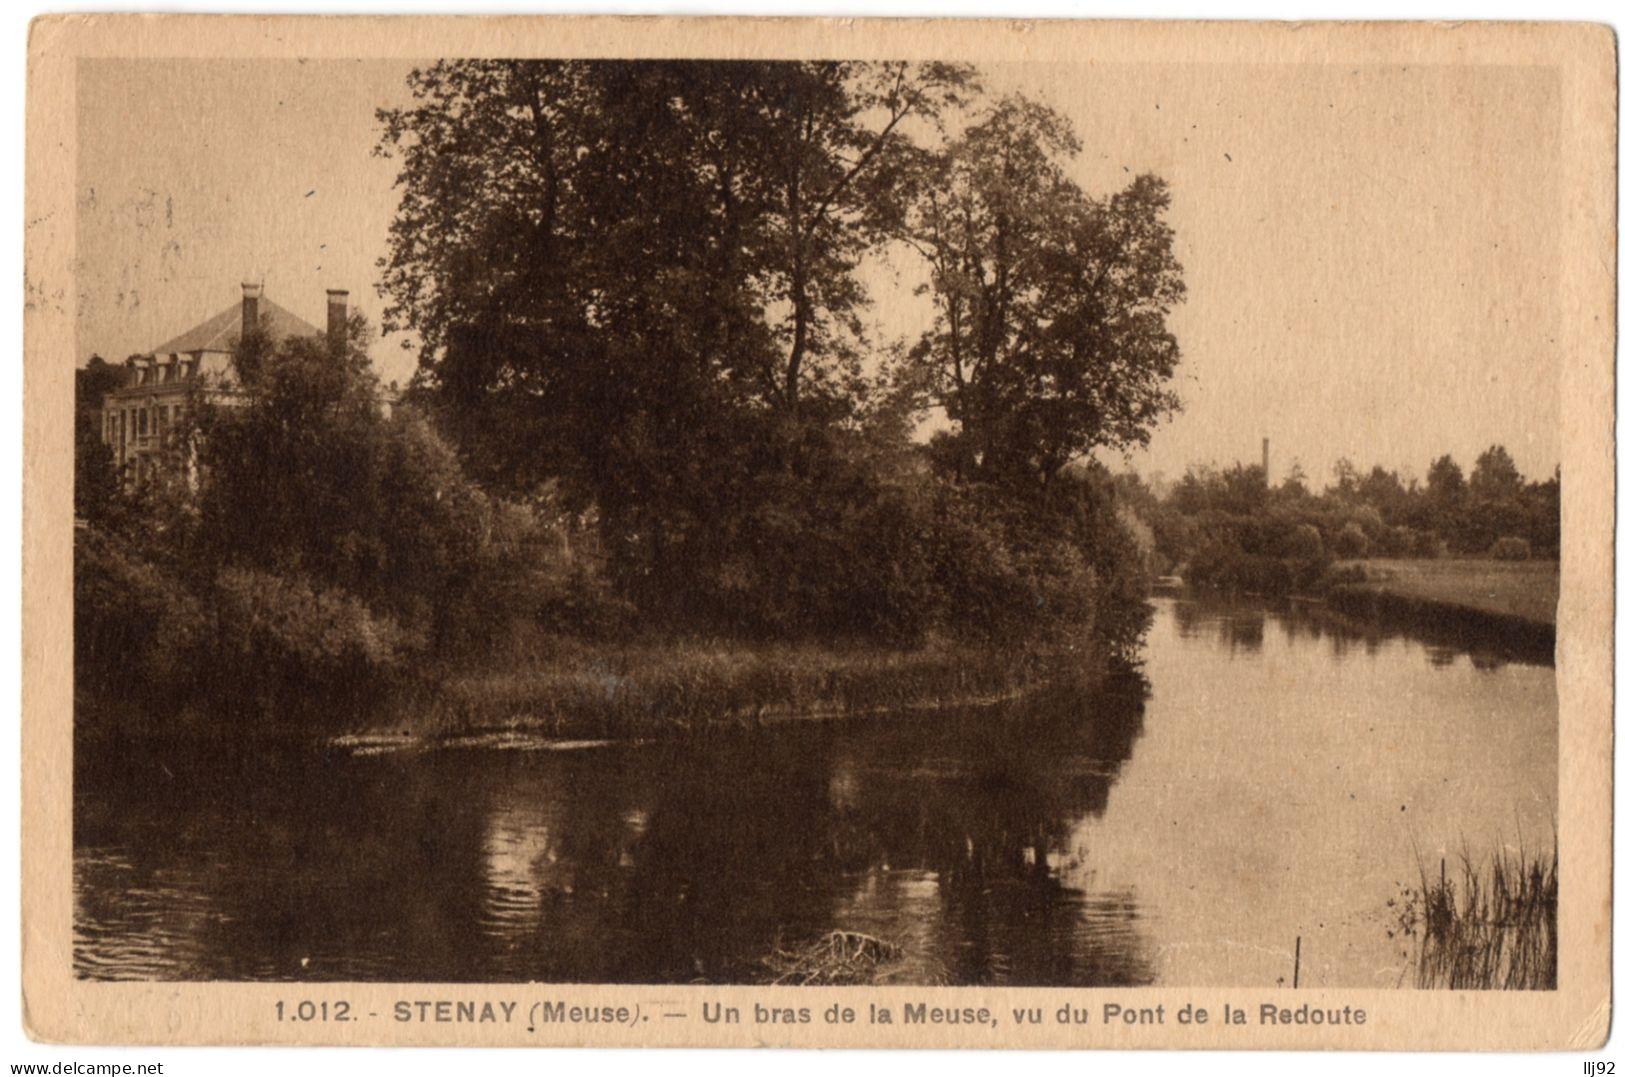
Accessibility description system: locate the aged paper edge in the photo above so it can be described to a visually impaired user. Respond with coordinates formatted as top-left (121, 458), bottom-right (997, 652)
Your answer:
top-left (21, 14), bottom-right (1618, 1050)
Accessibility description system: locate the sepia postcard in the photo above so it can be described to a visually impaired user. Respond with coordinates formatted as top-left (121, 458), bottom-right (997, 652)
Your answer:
top-left (21, 14), bottom-right (1616, 1050)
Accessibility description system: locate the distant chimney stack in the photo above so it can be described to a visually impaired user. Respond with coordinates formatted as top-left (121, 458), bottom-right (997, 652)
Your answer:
top-left (241, 282), bottom-right (263, 341)
top-left (326, 289), bottom-right (349, 354)
top-left (1262, 437), bottom-right (1271, 487)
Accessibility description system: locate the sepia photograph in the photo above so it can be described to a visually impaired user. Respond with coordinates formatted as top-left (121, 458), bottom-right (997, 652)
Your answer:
top-left (22, 13), bottom-right (1614, 1051)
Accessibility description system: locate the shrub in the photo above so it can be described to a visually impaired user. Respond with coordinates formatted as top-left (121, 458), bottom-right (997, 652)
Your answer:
top-left (1322, 562), bottom-right (1369, 588)
top-left (928, 488), bottom-right (1030, 640)
top-left (665, 465), bottom-right (947, 645)
top-left (196, 331), bottom-right (503, 655)
top-left (605, 442), bottom-right (1148, 656)
top-left (1382, 525), bottom-right (1419, 558)
top-left (1489, 536), bottom-right (1533, 561)
top-left (1183, 545), bottom-right (1327, 597)
top-left (1282, 523), bottom-right (1324, 561)
top-left (210, 567), bottom-right (418, 712)
top-left (73, 525), bottom-right (208, 702)
top-left (1350, 505), bottom-right (1384, 535)
top-left (536, 563), bottom-right (641, 640)
top-left (1334, 522), bottom-right (1372, 559)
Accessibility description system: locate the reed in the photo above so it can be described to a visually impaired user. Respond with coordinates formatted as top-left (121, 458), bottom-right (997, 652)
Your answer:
top-left (1395, 842), bottom-right (1557, 990)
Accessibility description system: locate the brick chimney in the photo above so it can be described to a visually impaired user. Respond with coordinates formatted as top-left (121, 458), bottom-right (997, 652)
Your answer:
top-left (326, 289), bottom-right (349, 354)
top-left (241, 282), bottom-right (262, 340)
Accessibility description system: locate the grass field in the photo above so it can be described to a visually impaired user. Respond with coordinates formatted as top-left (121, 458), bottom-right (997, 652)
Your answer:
top-left (1340, 558), bottom-right (1559, 628)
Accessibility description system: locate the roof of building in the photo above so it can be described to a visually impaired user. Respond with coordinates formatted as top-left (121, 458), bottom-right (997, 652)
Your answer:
top-left (148, 296), bottom-right (321, 356)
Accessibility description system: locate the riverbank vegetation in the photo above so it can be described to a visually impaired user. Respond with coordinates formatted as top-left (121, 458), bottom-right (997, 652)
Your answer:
top-left (75, 61), bottom-right (1186, 740)
top-left (1118, 447), bottom-right (1559, 607)
top-left (389, 636), bottom-right (1071, 741)
top-left (1393, 844), bottom-right (1557, 990)
top-left (1331, 558), bottom-right (1557, 627)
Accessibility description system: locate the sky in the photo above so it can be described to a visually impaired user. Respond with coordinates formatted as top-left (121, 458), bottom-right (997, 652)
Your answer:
top-left (76, 57), bottom-right (1563, 490)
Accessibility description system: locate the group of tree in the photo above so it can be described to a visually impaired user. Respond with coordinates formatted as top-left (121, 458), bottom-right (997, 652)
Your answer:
top-left (1117, 445), bottom-right (1559, 595)
top-left (75, 320), bottom-right (536, 725)
top-left (75, 60), bottom-right (1188, 727)
top-left (371, 60), bottom-right (1183, 643)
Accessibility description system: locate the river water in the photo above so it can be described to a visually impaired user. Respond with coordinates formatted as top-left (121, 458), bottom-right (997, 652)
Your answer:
top-left (74, 595), bottom-right (1556, 985)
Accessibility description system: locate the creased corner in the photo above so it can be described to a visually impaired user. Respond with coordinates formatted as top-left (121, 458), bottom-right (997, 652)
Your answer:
top-left (1567, 996), bottom-right (1613, 1050)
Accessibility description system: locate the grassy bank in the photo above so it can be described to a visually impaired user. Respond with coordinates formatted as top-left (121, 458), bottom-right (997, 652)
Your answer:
top-left (352, 636), bottom-right (1094, 746)
top-left (1325, 558), bottom-right (1556, 661)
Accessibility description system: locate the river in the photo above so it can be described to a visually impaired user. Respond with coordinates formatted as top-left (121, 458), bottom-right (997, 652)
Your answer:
top-left (74, 594), bottom-right (1557, 985)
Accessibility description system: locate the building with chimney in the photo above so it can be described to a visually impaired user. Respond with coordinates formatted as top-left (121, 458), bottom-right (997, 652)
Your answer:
top-left (100, 283), bottom-right (350, 481)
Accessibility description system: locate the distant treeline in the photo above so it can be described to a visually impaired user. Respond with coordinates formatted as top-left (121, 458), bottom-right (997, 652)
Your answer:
top-left (1117, 450), bottom-right (1559, 594)
top-left (75, 61), bottom-right (1189, 736)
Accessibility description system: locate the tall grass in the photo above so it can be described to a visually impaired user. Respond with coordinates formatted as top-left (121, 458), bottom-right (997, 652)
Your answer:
top-left (1395, 843), bottom-right (1557, 990)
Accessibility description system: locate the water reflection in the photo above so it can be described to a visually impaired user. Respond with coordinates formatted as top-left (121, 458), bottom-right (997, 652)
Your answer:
top-left (1172, 600), bottom-right (1265, 655)
top-left (1424, 647), bottom-right (1458, 669)
top-left (1078, 596), bottom-right (1555, 987)
top-left (76, 678), bottom-right (1152, 984)
top-left (1174, 594), bottom-right (1552, 672)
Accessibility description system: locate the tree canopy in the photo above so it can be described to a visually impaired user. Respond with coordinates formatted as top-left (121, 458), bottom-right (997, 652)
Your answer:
top-left (376, 63), bottom-right (1181, 495)
top-left (376, 61), bottom-right (974, 468)
top-left (77, 62), bottom-right (1192, 729)
top-left (370, 61), bottom-right (1186, 638)
top-left (905, 98), bottom-right (1184, 485)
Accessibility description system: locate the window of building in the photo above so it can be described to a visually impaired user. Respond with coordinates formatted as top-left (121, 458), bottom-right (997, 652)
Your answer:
top-left (138, 408), bottom-right (148, 437)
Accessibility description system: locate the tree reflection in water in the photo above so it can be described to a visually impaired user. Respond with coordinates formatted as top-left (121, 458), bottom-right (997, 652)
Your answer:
top-left (1171, 595), bottom-right (1550, 672)
top-left (75, 675), bottom-right (1152, 985)
top-left (75, 594), bottom-right (1557, 988)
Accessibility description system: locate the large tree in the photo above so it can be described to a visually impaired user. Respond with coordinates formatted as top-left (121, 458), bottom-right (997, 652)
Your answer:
top-left (376, 60), bottom-right (971, 465)
top-left (1426, 454), bottom-right (1467, 500)
top-left (905, 97), bottom-right (1185, 485)
top-left (376, 60), bottom-right (974, 597)
top-left (732, 61), bottom-right (974, 409)
top-left (377, 61), bottom-right (740, 498)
